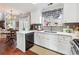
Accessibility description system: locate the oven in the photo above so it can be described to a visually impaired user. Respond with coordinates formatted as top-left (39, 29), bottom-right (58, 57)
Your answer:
top-left (71, 39), bottom-right (79, 55)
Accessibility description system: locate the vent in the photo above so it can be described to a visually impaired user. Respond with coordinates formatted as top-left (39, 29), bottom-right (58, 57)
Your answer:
top-left (48, 3), bottom-right (53, 6)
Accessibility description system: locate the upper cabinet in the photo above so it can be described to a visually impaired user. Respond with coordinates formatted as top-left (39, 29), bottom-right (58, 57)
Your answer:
top-left (77, 4), bottom-right (79, 22)
top-left (63, 3), bottom-right (79, 23)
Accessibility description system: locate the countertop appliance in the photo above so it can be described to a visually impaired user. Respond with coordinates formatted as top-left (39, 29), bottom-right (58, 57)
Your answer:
top-left (71, 39), bottom-right (79, 55)
top-left (30, 24), bottom-right (42, 31)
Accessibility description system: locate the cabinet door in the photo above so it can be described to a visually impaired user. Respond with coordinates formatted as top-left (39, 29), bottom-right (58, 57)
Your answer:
top-left (41, 33), bottom-right (50, 48)
top-left (35, 32), bottom-right (49, 48)
top-left (37, 33), bottom-right (45, 46)
top-left (64, 36), bottom-right (72, 54)
top-left (34, 32), bottom-right (41, 45)
top-left (48, 34), bottom-right (58, 51)
top-left (57, 35), bottom-right (72, 54)
top-left (39, 33), bottom-right (58, 50)
top-left (57, 35), bottom-right (67, 54)
top-left (34, 32), bottom-right (51, 48)
top-left (64, 3), bottom-right (77, 23)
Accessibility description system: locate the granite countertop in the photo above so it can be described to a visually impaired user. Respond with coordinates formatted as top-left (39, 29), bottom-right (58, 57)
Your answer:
top-left (17, 30), bottom-right (44, 34)
top-left (36, 31), bottom-right (79, 39)
top-left (36, 30), bottom-right (73, 36)
top-left (17, 30), bottom-right (73, 36)
top-left (17, 30), bottom-right (79, 39)
top-left (17, 31), bottom-right (34, 34)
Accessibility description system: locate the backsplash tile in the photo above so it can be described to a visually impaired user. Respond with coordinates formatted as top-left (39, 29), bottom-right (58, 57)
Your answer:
top-left (43, 26), bottom-right (63, 32)
top-left (64, 23), bottom-right (79, 28)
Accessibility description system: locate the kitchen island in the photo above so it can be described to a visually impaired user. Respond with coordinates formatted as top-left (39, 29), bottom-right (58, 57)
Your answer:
top-left (16, 31), bottom-right (34, 52)
top-left (16, 30), bottom-right (77, 54)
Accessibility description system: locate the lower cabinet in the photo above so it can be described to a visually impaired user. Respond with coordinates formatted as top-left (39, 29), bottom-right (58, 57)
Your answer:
top-left (17, 32), bottom-right (25, 52)
top-left (17, 32), bottom-right (34, 52)
top-left (34, 32), bottom-right (58, 51)
top-left (34, 32), bottom-right (47, 47)
top-left (57, 35), bottom-right (72, 54)
top-left (48, 34), bottom-right (58, 51)
top-left (34, 32), bottom-right (72, 55)
top-left (34, 32), bottom-right (41, 45)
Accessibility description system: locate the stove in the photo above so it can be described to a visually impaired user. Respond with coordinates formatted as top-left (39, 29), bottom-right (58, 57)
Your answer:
top-left (71, 39), bottom-right (79, 55)
top-left (73, 39), bottom-right (79, 47)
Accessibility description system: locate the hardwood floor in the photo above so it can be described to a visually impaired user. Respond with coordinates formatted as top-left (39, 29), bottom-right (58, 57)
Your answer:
top-left (0, 38), bottom-right (37, 55)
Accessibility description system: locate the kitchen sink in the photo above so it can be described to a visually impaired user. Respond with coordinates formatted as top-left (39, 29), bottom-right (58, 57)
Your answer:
top-left (44, 31), bottom-right (57, 33)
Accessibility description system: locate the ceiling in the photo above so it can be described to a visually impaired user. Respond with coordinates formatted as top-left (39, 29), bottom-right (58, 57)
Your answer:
top-left (2, 3), bottom-right (35, 12)
top-left (0, 3), bottom-right (48, 14)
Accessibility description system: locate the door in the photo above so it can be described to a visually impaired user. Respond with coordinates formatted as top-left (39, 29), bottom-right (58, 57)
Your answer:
top-left (40, 33), bottom-right (50, 48)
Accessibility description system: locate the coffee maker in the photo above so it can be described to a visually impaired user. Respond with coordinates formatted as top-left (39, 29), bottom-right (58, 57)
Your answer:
top-left (30, 24), bottom-right (42, 30)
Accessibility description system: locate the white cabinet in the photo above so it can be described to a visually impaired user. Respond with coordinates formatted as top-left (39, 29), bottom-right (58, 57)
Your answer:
top-left (64, 3), bottom-right (77, 23)
top-left (34, 32), bottom-right (72, 55)
top-left (57, 35), bottom-right (72, 54)
top-left (34, 32), bottom-right (50, 48)
top-left (34, 32), bottom-right (42, 46)
top-left (34, 32), bottom-right (58, 51)
top-left (48, 34), bottom-right (58, 51)
top-left (17, 32), bottom-right (25, 52)
top-left (17, 31), bottom-right (34, 52)
top-left (37, 32), bottom-right (46, 47)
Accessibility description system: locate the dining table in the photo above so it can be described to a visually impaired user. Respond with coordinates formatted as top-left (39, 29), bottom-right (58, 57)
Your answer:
top-left (0, 31), bottom-right (10, 39)
top-left (0, 30), bottom-right (16, 47)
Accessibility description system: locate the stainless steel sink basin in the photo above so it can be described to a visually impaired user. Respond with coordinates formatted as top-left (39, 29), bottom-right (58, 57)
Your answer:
top-left (44, 31), bottom-right (57, 33)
